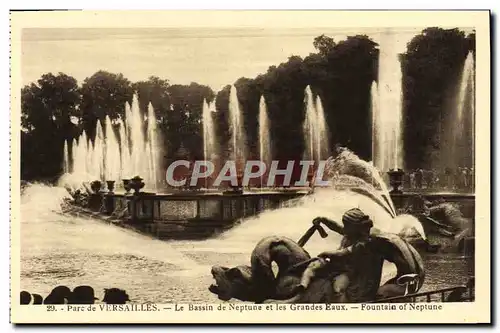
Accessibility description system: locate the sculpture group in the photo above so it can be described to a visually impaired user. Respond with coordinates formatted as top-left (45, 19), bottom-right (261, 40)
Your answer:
top-left (209, 208), bottom-right (426, 304)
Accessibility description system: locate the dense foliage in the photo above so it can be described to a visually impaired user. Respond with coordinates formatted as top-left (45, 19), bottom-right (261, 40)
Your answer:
top-left (20, 28), bottom-right (475, 182)
top-left (401, 28), bottom-right (475, 170)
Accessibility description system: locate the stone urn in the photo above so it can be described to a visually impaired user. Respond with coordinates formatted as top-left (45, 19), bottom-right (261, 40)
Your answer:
top-left (129, 176), bottom-right (145, 195)
top-left (90, 180), bottom-right (102, 194)
top-left (388, 169), bottom-right (405, 194)
top-left (122, 179), bottom-right (131, 194)
top-left (106, 180), bottom-right (115, 194)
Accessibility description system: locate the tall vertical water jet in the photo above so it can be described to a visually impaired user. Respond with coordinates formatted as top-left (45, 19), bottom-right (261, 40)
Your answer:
top-left (123, 102), bottom-right (134, 180)
top-left (202, 98), bottom-right (217, 162)
top-left (80, 131), bottom-right (89, 178)
top-left (259, 95), bottom-right (271, 188)
top-left (146, 102), bottom-right (160, 190)
top-left (118, 120), bottom-right (131, 181)
top-left (229, 85), bottom-right (246, 166)
top-left (303, 86), bottom-right (329, 163)
top-left (441, 52), bottom-right (475, 172)
top-left (129, 95), bottom-right (146, 179)
top-left (315, 95), bottom-right (330, 161)
top-left (93, 120), bottom-right (105, 181)
top-left (455, 53), bottom-right (474, 134)
top-left (373, 35), bottom-right (404, 172)
top-left (104, 116), bottom-right (121, 182)
top-left (259, 95), bottom-right (271, 165)
top-left (63, 140), bottom-right (69, 174)
top-left (303, 86), bottom-right (316, 162)
top-left (455, 52), bottom-right (475, 169)
top-left (72, 133), bottom-right (89, 178)
top-left (71, 138), bottom-right (78, 174)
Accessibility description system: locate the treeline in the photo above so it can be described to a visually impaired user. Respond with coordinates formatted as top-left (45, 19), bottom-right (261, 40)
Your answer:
top-left (401, 28), bottom-right (475, 170)
top-left (20, 27), bottom-right (475, 181)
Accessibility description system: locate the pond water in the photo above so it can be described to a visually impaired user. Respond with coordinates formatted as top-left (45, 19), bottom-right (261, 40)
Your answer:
top-left (20, 184), bottom-right (474, 303)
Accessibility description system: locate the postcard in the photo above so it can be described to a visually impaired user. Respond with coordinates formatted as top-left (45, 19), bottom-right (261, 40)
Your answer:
top-left (10, 10), bottom-right (491, 324)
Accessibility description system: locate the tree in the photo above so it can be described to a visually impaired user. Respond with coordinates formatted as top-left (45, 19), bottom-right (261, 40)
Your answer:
top-left (133, 76), bottom-right (171, 123)
top-left (234, 77), bottom-right (260, 159)
top-left (20, 72), bottom-right (80, 180)
top-left (80, 71), bottom-right (133, 142)
top-left (313, 34), bottom-right (336, 56)
top-left (214, 85), bottom-right (231, 158)
top-left (401, 28), bottom-right (474, 170)
top-left (238, 35), bottom-right (378, 162)
top-left (165, 83), bottom-right (215, 160)
top-left (21, 72), bottom-right (80, 135)
top-left (20, 30), bottom-right (475, 183)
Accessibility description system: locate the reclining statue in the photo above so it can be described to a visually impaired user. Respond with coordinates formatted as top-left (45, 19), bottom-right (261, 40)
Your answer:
top-left (210, 208), bottom-right (425, 303)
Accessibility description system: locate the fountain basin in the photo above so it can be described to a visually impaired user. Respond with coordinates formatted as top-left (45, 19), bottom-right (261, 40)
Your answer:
top-left (63, 188), bottom-right (474, 245)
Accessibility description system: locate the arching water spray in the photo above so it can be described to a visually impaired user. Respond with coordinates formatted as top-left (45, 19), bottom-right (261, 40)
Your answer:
top-left (21, 183), bottom-right (201, 300)
top-left (199, 148), bottom-right (422, 257)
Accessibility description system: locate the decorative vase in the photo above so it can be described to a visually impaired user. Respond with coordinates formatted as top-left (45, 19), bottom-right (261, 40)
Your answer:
top-left (388, 169), bottom-right (405, 194)
top-left (106, 180), bottom-right (115, 194)
top-left (90, 180), bottom-right (102, 194)
top-left (130, 176), bottom-right (145, 194)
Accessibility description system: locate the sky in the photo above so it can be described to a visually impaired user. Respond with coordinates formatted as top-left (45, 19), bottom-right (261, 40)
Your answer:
top-left (21, 27), bottom-right (469, 92)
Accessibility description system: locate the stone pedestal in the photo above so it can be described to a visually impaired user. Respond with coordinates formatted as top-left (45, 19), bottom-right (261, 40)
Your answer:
top-left (88, 194), bottom-right (102, 211)
top-left (104, 195), bottom-right (115, 215)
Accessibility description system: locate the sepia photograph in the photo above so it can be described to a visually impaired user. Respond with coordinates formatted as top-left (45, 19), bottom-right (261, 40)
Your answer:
top-left (9, 10), bottom-right (491, 324)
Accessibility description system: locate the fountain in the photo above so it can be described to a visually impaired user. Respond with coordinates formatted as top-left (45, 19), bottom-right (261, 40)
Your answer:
top-left (440, 52), bottom-right (475, 174)
top-left (146, 102), bottom-right (160, 189)
top-left (303, 86), bottom-right (315, 162)
top-left (229, 85), bottom-right (246, 166)
top-left (71, 131), bottom-right (84, 177)
top-left (118, 120), bottom-right (131, 181)
top-left (202, 99), bottom-right (217, 163)
top-left (104, 116), bottom-right (120, 182)
top-left (129, 95), bottom-right (146, 181)
top-left (372, 35), bottom-right (404, 174)
top-left (63, 94), bottom-right (162, 191)
top-left (202, 98), bottom-right (218, 189)
top-left (93, 120), bottom-right (105, 181)
top-left (315, 95), bottom-right (329, 161)
top-left (259, 95), bottom-right (271, 187)
top-left (62, 140), bottom-right (70, 174)
top-left (303, 86), bottom-right (330, 164)
top-left (70, 130), bottom-right (90, 179)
